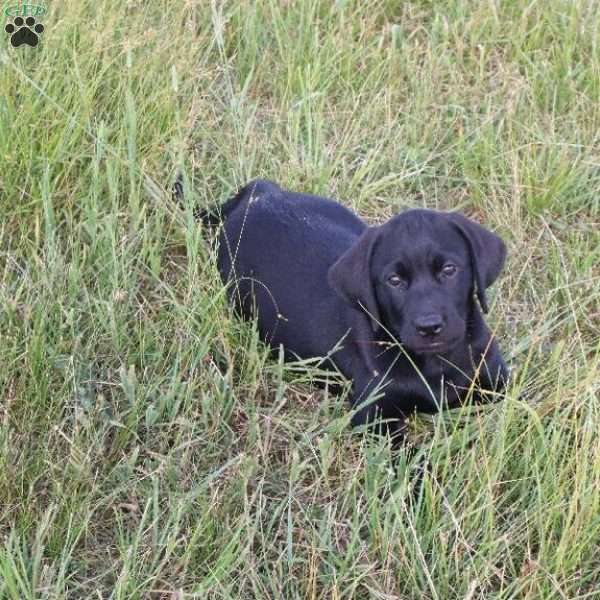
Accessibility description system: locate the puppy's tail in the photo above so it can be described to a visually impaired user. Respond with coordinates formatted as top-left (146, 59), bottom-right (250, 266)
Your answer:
top-left (171, 174), bottom-right (279, 228)
top-left (171, 172), bottom-right (222, 228)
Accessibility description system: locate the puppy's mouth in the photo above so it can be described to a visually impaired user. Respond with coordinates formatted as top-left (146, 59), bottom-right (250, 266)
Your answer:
top-left (406, 338), bottom-right (460, 356)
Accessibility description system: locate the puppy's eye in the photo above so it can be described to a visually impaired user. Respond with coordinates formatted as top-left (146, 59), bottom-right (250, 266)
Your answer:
top-left (441, 264), bottom-right (457, 278)
top-left (387, 274), bottom-right (405, 287)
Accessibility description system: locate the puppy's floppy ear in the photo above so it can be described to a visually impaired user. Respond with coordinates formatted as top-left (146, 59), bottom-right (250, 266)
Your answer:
top-left (328, 226), bottom-right (382, 332)
top-left (449, 213), bottom-right (506, 313)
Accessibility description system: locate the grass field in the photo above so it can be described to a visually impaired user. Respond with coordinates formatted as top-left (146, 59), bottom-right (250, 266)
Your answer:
top-left (1, 0), bottom-right (599, 598)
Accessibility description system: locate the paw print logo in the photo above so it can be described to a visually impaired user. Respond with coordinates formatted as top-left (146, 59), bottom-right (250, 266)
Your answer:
top-left (5, 16), bottom-right (44, 47)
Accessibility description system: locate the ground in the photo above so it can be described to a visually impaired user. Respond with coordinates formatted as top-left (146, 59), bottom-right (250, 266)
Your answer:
top-left (0, 1), bottom-right (599, 598)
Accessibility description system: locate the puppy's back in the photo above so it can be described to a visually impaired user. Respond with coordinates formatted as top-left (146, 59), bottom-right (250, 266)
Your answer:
top-left (215, 181), bottom-right (367, 356)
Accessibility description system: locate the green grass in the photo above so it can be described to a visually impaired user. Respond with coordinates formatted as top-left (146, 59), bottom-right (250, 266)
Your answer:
top-left (1, 0), bottom-right (599, 597)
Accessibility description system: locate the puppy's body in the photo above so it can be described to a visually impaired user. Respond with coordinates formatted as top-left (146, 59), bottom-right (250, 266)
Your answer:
top-left (210, 179), bottom-right (507, 428)
top-left (217, 180), bottom-right (365, 360)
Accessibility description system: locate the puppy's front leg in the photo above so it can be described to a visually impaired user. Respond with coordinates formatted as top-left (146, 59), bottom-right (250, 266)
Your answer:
top-left (349, 374), bottom-right (407, 437)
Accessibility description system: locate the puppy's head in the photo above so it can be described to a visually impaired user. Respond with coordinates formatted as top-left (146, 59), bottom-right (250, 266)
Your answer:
top-left (328, 209), bottom-right (506, 355)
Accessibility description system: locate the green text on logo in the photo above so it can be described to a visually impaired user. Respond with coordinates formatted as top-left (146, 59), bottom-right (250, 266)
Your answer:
top-left (4, 3), bottom-right (47, 17)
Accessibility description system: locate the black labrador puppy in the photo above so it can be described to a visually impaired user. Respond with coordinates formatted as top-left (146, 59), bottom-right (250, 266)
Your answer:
top-left (196, 179), bottom-right (507, 432)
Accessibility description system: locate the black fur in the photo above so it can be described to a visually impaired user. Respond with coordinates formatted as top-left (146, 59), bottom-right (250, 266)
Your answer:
top-left (185, 179), bottom-right (508, 433)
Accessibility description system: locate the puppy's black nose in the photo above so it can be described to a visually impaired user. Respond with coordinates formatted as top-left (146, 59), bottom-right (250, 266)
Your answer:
top-left (415, 314), bottom-right (445, 337)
